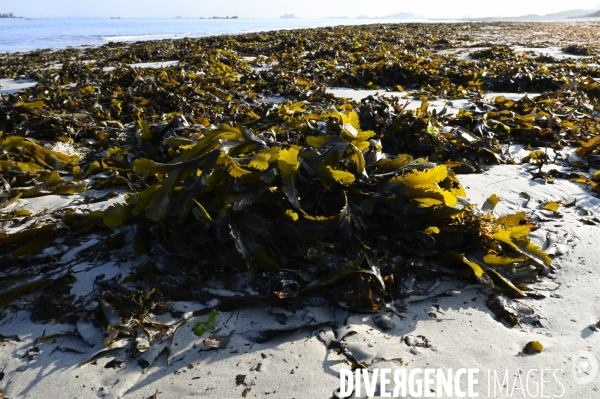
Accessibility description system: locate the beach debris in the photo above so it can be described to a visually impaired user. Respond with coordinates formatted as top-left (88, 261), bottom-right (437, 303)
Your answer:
top-left (145, 389), bottom-right (162, 399)
top-left (104, 358), bottom-right (125, 369)
top-left (486, 293), bottom-right (535, 326)
top-left (481, 194), bottom-right (500, 213)
top-left (329, 334), bottom-right (367, 370)
top-left (241, 387), bottom-right (252, 397)
top-left (25, 346), bottom-right (40, 362)
top-left (202, 332), bottom-right (232, 349)
top-left (49, 346), bottom-right (87, 355)
top-left (81, 339), bottom-right (129, 366)
top-left (590, 320), bottom-right (600, 332)
top-left (236, 374), bottom-right (246, 385)
top-left (372, 313), bottom-right (396, 331)
top-left (520, 341), bottom-right (544, 354)
top-left (252, 321), bottom-right (337, 344)
top-left (543, 200), bottom-right (563, 213)
top-left (0, 334), bottom-right (21, 343)
top-left (404, 334), bottom-right (431, 349)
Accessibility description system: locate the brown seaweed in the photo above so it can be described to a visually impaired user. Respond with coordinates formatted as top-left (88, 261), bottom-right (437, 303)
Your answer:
top-left (1, 21), bottom-right (598, 347)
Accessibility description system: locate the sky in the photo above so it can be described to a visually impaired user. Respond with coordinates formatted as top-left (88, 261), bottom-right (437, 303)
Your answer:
top-left (2, 0), bottom-right (600, 19)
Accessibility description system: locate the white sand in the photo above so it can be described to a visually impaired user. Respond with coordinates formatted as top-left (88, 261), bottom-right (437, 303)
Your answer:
top-left (0, 78), bottom-right (38, 95)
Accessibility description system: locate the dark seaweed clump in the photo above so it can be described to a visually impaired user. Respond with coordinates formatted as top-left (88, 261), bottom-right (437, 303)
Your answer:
top-left (561, 44), bottom-right (597, 56)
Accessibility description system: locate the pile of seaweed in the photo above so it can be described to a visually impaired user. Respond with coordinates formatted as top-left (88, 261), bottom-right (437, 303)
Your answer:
top-left (1, 22), bottom-right (599, 344)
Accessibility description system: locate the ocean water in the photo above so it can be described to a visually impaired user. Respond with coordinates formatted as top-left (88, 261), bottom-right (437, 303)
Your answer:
top-left (0, 17), bottom-right (428, 53)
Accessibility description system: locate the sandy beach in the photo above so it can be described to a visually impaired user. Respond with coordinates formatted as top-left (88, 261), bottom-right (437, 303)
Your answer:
top-left (2, 21), bottom-right (600, 398)
top-left (2, 160), bottom-right (599, 398)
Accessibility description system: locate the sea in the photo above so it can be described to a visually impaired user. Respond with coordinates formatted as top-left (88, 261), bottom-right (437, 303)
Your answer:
top-left (0, 17), bottom-right (434, 53)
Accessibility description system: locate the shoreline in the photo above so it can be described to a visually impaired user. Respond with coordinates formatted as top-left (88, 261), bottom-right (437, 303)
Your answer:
top-left (0, 18), bottom-right (438, 54)
top-left (2, 18), bottom-right (600, 54)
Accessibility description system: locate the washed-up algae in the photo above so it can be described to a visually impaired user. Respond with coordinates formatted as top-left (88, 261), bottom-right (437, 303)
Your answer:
top-left (0, 22), bottom-right (598, 347)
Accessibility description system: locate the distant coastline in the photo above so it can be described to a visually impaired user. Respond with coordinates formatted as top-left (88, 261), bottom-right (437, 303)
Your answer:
top-left (0, 12), bottom-right (18, 18)
top-left (465, 8), bottom-right (599, 21)
top-left (202, 16), bottom-right (239, 19)
top-left (357, 12), bottom-right (423, 19)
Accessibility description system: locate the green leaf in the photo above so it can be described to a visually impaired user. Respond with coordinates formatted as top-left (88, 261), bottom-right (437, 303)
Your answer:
top-left (193, 309), bottom-right (219, 337)
top-left (426, 121), bottom-right (439, 136)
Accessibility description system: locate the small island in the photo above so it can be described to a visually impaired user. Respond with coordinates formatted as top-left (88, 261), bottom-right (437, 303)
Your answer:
top-left (0, 12), bottom-right (17, 18)
top-left (280, 14), bottom-right (297, 19)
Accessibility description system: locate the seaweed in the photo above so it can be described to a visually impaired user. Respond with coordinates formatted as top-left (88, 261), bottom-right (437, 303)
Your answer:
top-left (561, 44), bottom-right (597, 56)
top-left (1, 21), bottom-right (598, 347)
